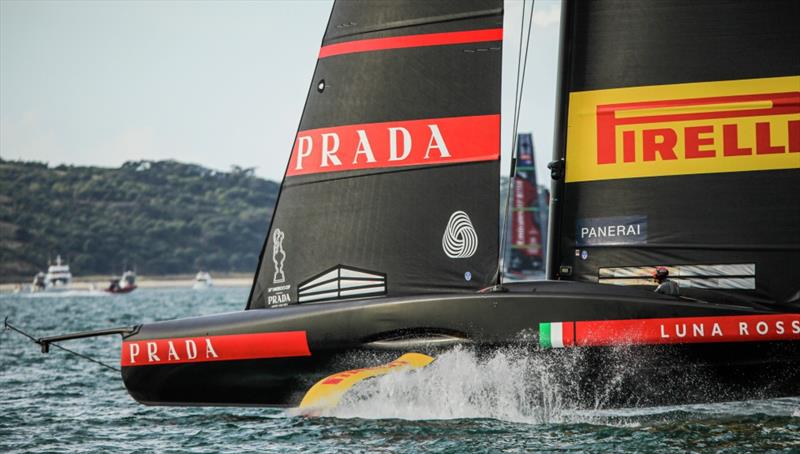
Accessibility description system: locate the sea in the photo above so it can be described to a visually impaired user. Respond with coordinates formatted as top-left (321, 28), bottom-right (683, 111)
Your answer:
top-left (1, 287), bottom-right (798, 453)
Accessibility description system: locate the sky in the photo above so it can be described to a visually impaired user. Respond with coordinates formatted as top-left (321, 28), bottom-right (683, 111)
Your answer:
top-left (1, 0), bottom-right (562, 183)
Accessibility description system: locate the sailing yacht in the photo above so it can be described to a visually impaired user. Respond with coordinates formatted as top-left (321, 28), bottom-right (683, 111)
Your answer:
top-left (36, 0), bottom-right (798, 409)
top-left (505, 133), bottom-right (546, 280)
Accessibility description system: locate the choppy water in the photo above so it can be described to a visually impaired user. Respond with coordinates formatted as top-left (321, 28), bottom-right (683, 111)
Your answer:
top-left (1, 288), bottom-right (798, 453)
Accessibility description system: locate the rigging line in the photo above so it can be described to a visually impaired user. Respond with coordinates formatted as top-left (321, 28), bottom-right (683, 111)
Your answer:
top-left (45, 341), bottom-right (121, 373)
top-left (510, 1), bottom-right (528, 141)
top-left (510, 0), bottom-right (536, 183)
top-left (498, 0), bottom-right (528, 285)
top-left (508, 0), bottom-right (535, 263)
top-left (499, 0), bottom-right (536, 286)
top-left (3, 318), bottom-right (121, 373)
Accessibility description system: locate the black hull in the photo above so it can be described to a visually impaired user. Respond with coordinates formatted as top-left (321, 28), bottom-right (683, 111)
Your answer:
top-left (121, 282), bottom-right (800, 408)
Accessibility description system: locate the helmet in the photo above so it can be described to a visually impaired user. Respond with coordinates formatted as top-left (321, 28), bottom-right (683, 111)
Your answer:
top-left (653, 267), bottom-right (669, 282)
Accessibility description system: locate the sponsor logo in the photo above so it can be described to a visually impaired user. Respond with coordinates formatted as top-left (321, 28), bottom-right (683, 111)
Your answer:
top-left (272, 229), bottom-right (286, 284)
top-left (442, 211), bottom-right (478, 258)
top-left (539, 314), bottom-right (800, 349)
top-left (287, 114), bottom-right (500, 177)
top-left (565, 76), bottom-right (800, 182)
top-left (121, 331), bottom-right (311, 366)
top-left (267, 284), bottom-right (292, 307)
top-left (320, 359), bottom-right (412, 385)
top-left (576, 215), bottom-right (647, 246)
top-left (297, 265), bottom-right (386, 303)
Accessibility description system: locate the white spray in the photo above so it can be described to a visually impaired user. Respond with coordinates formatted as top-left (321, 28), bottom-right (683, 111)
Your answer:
top-left (321, 346), bottom-right (604, 424)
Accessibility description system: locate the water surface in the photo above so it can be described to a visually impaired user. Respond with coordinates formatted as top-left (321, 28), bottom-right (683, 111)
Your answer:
top-left (1, 288), bottom-right (798, 453)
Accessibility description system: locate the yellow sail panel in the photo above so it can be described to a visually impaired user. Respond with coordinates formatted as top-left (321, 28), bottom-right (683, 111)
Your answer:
top-left (565, 76), bottom-right (800, 183)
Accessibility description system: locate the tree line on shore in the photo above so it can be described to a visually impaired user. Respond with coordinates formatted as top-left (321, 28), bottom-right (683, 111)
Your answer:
top-left (0, 159), bottom-right (278, 282)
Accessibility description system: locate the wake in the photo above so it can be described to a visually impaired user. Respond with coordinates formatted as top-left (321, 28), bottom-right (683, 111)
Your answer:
top-left (321, 346), bottom-right (588, 424)
top-left (315, 346), bottom-right (800, 425)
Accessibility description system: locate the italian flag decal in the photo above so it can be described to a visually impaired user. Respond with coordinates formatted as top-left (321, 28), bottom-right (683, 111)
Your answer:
top-left (538, 322), bottom-right (575, 348)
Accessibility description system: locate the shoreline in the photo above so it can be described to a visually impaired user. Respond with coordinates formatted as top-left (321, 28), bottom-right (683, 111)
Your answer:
top-left (0, 273), bottom-right (253, 293)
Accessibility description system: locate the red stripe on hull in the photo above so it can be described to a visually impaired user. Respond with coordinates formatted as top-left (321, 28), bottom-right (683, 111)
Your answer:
top-left (562, 322), bottom-right (575, 347)
top-left (121, 331), bottom-right (311, 367)
top-left (319, 28), bottom-right (503, 59)
top-left (287, 114), bottom-right (500, 177)
top-left (574, 314), bottom-right (800, 347)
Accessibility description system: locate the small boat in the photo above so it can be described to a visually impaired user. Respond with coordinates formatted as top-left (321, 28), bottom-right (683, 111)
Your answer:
top-left (106, 271), bottom-right (137, 294)
top-left (193, 271), bottom-right (213, 290)
top-left (45, 255), bottom-right (72, 289)
top-left (33, 0), bottom-right (799, 410)
top-left (30, 272), bottom-right (46, 292)
top-left (31, 255), bottom-right (72, 292)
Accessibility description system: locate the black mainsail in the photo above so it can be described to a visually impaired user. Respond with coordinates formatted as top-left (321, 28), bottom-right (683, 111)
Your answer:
top-left (549, 0), bottom-right (800, 305)
top-left (247, 0), bottom-right (504, 309)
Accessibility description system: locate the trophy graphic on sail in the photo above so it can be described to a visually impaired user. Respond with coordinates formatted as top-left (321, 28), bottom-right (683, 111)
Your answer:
top-left (272, 229), bottom-right (286, 284)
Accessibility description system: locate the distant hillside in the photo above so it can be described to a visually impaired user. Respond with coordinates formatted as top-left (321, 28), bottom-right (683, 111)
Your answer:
top-left (0, 159), bottom-right (279, 282)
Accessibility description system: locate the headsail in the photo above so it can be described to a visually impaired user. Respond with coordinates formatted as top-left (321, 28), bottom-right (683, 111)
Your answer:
top-left (549, 0), bottom-right (800, 304)
top-left (248, 0), bottom-right (504, 309)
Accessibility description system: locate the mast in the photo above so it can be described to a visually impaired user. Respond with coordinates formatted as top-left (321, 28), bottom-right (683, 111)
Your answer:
top-left (546, 0), bottom-right (571, 279)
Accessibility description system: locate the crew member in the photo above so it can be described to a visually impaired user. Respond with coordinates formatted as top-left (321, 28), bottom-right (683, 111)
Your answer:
top-left (653, 267), bottom-right (679, 295)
